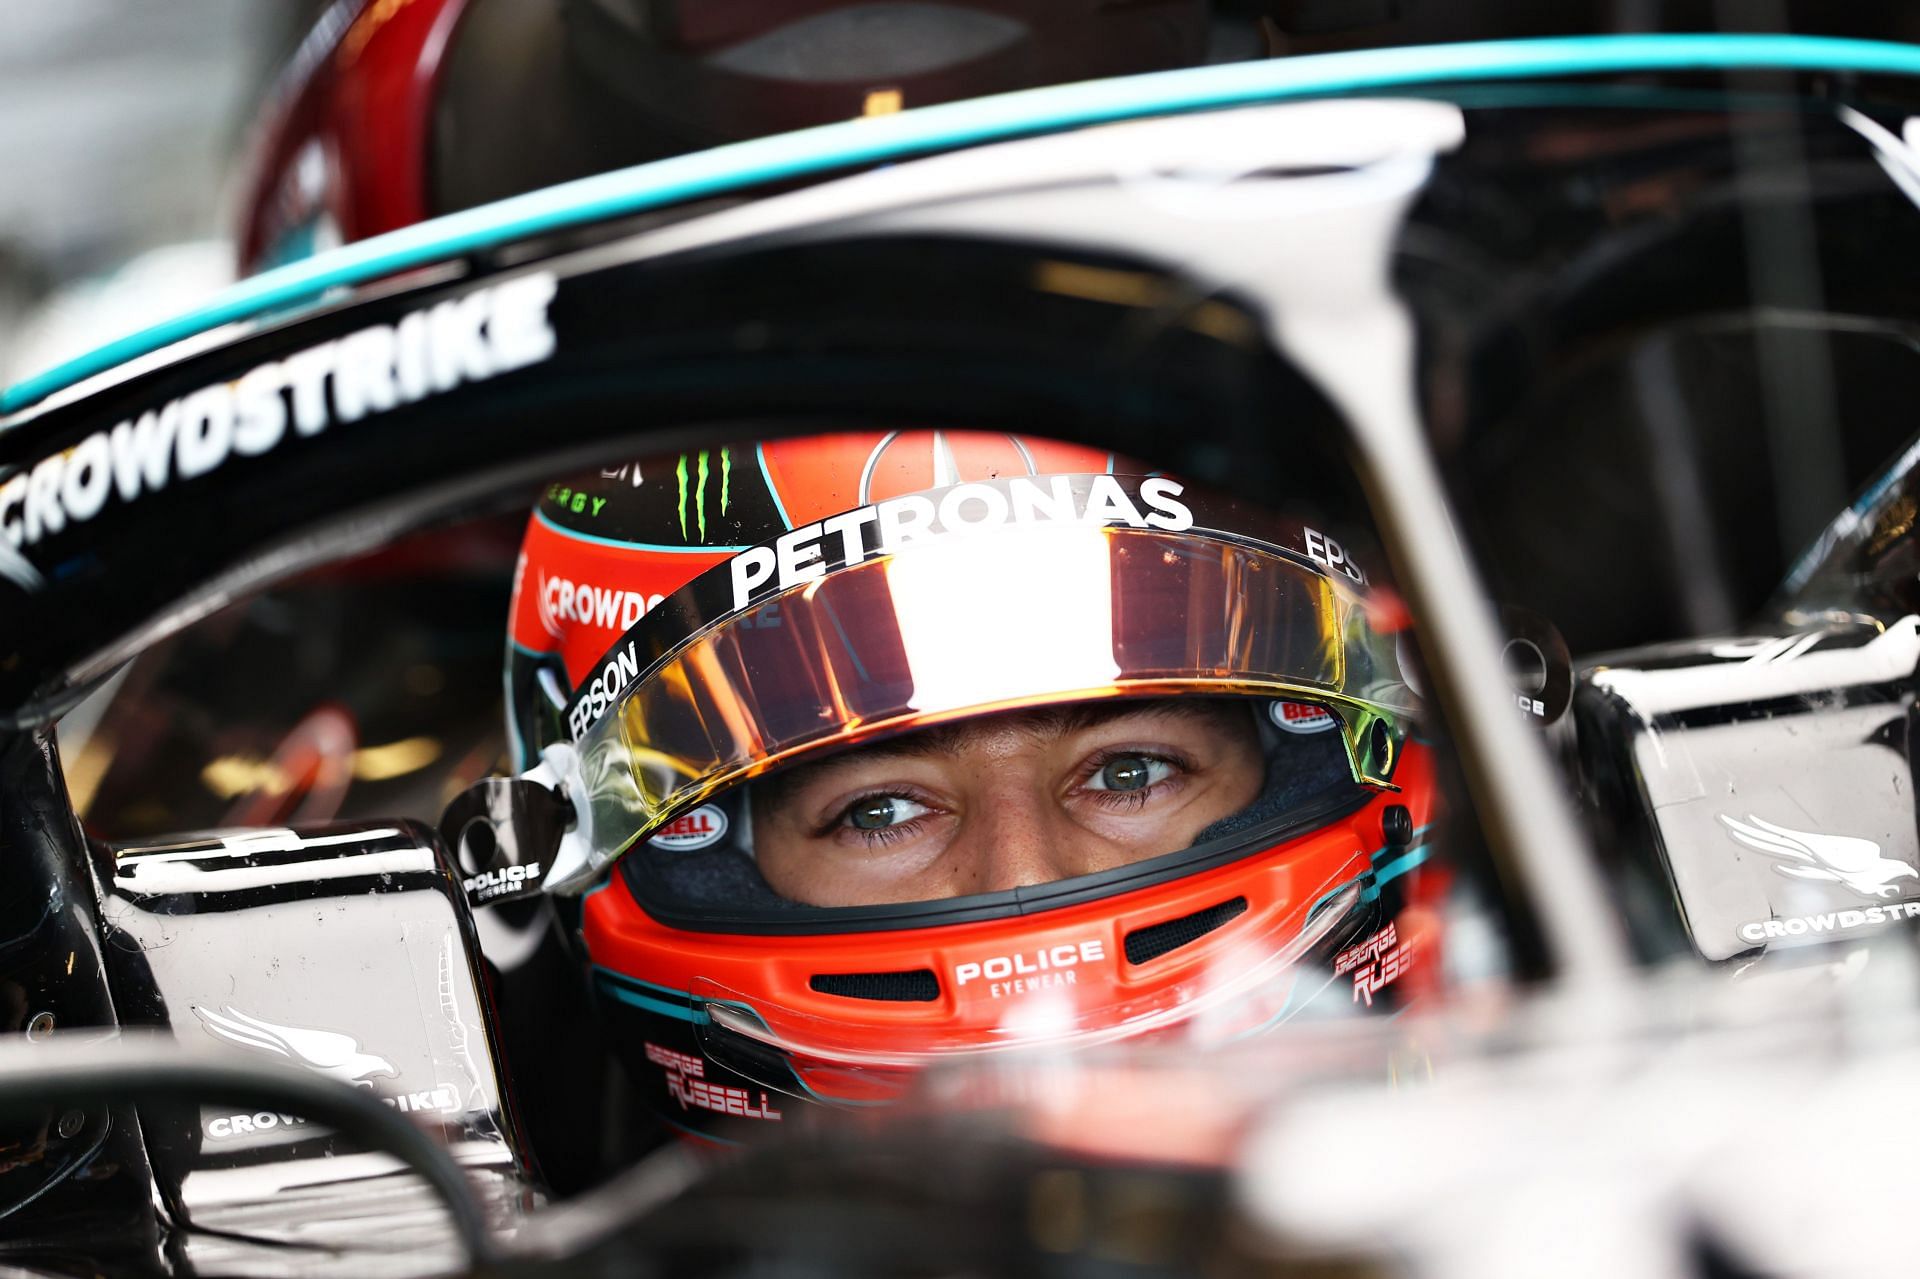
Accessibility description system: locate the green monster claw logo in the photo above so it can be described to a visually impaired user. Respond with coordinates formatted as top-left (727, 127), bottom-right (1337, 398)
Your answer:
top-left (676, 448), bottom-right (732, 542)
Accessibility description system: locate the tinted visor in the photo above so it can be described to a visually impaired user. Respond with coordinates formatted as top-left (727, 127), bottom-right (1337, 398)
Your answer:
top-left (564, 495), bottom-right (1415, 888)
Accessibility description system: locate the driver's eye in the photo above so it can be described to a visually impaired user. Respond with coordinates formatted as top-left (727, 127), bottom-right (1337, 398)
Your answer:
top-left (1087, 755), bottom-right (1170, 793)
top-left (846, 795), bottom-right (929, 830)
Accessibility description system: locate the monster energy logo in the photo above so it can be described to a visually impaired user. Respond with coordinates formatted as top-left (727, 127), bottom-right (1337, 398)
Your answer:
top-left (675, 449), bottom-right (732, 542)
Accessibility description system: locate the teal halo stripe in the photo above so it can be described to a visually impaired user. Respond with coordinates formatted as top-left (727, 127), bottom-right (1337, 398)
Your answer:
top-left (10, 33), bottom-right (1920, 417)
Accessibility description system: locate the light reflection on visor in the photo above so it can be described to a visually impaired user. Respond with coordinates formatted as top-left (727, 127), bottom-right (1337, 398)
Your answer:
top-left (566, 522), bottom-right (1415, 881)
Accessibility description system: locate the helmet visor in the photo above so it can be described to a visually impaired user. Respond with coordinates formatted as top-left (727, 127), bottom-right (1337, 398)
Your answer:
top-left (561, 476), bottom-right (1416, 887)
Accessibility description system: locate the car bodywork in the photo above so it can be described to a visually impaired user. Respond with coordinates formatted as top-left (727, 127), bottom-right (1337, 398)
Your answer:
top-left (7, 31), bottom-right (1920, 1277)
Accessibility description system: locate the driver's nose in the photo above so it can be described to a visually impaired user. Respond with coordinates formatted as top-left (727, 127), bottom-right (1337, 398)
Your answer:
top-left (958, 789), bottom-right (1094, 895)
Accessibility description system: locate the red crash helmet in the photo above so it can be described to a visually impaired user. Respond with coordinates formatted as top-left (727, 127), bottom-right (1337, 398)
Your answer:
top-left (500, 430), bottom-right (1440, 1143)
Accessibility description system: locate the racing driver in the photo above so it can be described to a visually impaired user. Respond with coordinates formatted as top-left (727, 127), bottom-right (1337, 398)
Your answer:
top-left (473, 429), bottom-right (1439, 1143)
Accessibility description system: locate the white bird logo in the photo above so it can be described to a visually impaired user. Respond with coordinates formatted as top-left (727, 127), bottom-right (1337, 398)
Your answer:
top-left (1719, 814), bottom-right (1920, 900)
top-left (191, 1005), bottom-right (399, 1085)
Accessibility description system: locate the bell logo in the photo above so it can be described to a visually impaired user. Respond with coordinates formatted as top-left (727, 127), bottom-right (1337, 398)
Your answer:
top-left (649, 805), bottom-right (729, 851)
top-left (1271, 700), bottom-right (1337, 734)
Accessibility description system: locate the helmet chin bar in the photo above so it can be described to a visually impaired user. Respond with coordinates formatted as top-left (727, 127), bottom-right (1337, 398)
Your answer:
top-left (689, 880), bottom-right (1366, 1092)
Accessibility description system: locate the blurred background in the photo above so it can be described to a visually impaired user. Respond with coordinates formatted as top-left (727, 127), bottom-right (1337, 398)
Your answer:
top-left (0, 2), bottom-right (323, 383)
top-left (18, 1), bottom-right (1920, 392)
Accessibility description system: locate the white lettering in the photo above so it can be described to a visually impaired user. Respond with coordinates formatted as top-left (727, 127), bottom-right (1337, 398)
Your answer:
top-left (332, 326), bottom-right (399, 422)
top-left (989, 970), bottom-right (1079, 998)
top-left (821, 506), bottom-right (879, 561)
top-left (428, 291), bottom-right (494, 391)
top-left (774, 522), bottom-right (827, 588)
top-left (730, 547), bottom-right (777, 608)
top-left (956, 938), bottom-right (1106, 993)
top-left (644, 1041), bottom-right (782, 1121)
top-left (1138, 477), bottom-right (1193, 531)
top-left (110, 403), bottom-right (181, 501)
top-left (875, 493), bottom-right (937, 551)
top-left (541, 575), bottom-right (659, 634)
top-left (721, 476), bottom-right (1197, 613)
top-left (1082, 474), bottom-right (1144, 526)
top-left (489, 272), bottom-right (560, 371)
top-left (201, 1109), bottom-right (309, 1142)
top-left (569, 638), bottom-right (643, 737)
top-left (464, 860), bottom-right (545, 901)
top-left (58, 435), bottom-right (112, 522)
top-left (4, 275), bottom-right (560, 561)
top-left (175, 386), bottom-right (235, 480)
top-left (233, 361), bottom-right (289, 455)
top-left (0, 474), bottom-right (26, 545)
top-left (394, 310), bottom-right (432, 402)
top-left (1351, 931), bottom-right (1416, 1006)
top-left (1740, 899), bottom-right (1920, 947)
top-left (937, 482), bottom-right (1009, 531)
top-left (284, 343), bottom-right (337, 435)
top-left (1009, 473), bottom-right (1077, 524)
top-left (1305, 525), bottom-right (1365, 583)
top-left (25, 456), bottom-right (64, 541)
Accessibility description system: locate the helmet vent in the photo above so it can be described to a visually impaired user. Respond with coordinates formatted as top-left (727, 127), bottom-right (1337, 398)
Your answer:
top-left (809, 970), bottom-right (940, 1003)
top-left (1124, 897), bottom-right (1250, 965)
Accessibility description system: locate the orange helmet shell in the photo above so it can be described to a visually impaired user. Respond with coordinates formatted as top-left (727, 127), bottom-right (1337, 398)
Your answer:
top-left (507, 431), bottom-right (1436, 1144)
